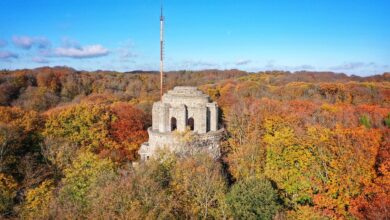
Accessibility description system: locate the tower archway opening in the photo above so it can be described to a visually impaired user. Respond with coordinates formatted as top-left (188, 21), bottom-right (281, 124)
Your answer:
top-left (171, 117), bottom-right (177, 131)
top-left (187, 117), bottom-right (194, 131)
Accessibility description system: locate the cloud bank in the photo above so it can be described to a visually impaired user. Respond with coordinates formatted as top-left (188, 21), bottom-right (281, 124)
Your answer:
top-left (0, 51), bottom-right (18, 60)
top-left (0, 39), bottom-right (7, 48)
top-left (235, 59), bottom-right (251, 65)
top-left (55, 45), bottom-right (109, 58)
top-left (32, 57), bottom-right (49, 64)
top-left (330, 62), bottom-right (375, 71)
top-left (12, 36), bottom-right (50, 50)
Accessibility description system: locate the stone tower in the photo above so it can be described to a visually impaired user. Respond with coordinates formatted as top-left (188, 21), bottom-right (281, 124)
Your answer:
top-left (139, 86), bottom-right (223, 160)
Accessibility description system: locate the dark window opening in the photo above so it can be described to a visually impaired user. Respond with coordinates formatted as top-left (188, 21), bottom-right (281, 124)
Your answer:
top-left (187, 117), bottom-right (194, 131)
top-left (171, 117), bottom-right (177, 131)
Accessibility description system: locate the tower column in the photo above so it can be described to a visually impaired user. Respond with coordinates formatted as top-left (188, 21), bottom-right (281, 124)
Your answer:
top-left (195, 106), bottom-right (207, 134)
top-left (176, 104), bottom-right (187, 132)
top-left (158, 103), bottom-right (169, 133)
top-left (207, 103), bottom-right (218, 131)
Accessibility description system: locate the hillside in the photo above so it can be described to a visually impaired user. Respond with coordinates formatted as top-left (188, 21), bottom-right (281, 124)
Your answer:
top-left (0, 67), bottom-right (389, 219)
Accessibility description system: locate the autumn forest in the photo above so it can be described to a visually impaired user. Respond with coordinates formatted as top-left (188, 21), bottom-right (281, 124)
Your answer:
top-left (0, 67), bottom-right (389, 219)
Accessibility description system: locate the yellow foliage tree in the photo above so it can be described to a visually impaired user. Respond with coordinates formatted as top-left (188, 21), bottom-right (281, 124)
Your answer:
top-left (21, 180), bottom-right (54, 219)
top-left (44, 104), bottom-right (118, 153)
top-left (171, 154), bottom-right (227, 219)
top-left (0, 173), bottom-right (17, 215)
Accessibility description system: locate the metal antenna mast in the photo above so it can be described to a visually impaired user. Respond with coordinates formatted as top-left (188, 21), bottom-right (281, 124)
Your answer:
top-left (160, 2), bottom-right (164, 98)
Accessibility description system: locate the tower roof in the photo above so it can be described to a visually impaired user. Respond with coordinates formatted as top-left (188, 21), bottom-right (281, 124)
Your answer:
top-left (161, 86), bottom-right (211, 107)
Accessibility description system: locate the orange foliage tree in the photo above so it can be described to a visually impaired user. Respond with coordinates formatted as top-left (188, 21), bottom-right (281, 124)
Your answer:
top-left (109, 103), bottom-right (148, 161)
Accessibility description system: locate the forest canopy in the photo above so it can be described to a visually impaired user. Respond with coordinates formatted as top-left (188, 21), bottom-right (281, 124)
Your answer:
top-left (0, 67), bottom-right (389, 219)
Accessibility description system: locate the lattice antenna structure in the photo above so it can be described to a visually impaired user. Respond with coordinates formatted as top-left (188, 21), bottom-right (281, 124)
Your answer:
top-left (160, 3), bottom-right (164, 98)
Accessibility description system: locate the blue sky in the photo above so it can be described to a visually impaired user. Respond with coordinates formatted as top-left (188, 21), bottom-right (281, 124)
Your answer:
top-left (0, 0), bottom-right (389, 75)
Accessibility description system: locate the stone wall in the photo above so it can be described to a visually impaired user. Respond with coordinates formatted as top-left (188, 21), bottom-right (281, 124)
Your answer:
top-left (139, 128), bottom-right (224, 160)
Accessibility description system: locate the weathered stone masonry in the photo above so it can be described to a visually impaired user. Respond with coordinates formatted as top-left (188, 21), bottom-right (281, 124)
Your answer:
top-left (139, 86), bottom-right (223, 160)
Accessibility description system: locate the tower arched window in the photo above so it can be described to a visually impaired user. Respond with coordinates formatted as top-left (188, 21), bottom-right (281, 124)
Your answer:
top-left (171, 117), bottom-right (177, 131)
top-left (187, 117), bottom-right (194, 131)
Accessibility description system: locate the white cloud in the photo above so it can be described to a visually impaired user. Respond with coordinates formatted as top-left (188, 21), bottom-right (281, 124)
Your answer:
top-left (119, 48), bottom-right (137, 60)
top-left (182, 60), bottom-right (217, 67)
top-left (55, 44), bottom-right (109, 58)
top-left (12, 36), bottom-right (33, 49)
top-left (0, 39), bottom-right (7, 48)
top-left (116, 39), bottom-right (137, 62)
top-left (0, 51), bottom-right (18, 60)
top-left (32, 57), bottom-right (49, 64)
top-left (34, 37), bottom-right (51, 49)
top-left (327, 62), bottom-right (389, 76)
top-left (61, 37), bottom-right (81, 48)
top-left (294, 64), bottom-right (315, 70)
top-left (167, 59), bottom-right (220, 70)
top-left (12, 36), bottom-right (50, 50)
top-left (330, 62), bottom-right (374, 70)
top-left (235, 59), bottom-right (251, 65)
top-left (262, 60), bottom-right (315, 71)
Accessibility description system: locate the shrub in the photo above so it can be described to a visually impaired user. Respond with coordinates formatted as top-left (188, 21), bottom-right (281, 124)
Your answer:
top-left (359, 115), bottom-right (372, 128)
top-left (226, 177), bottom-right (281, 220)
top-left (384, 113), bottom-right (390, 128)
